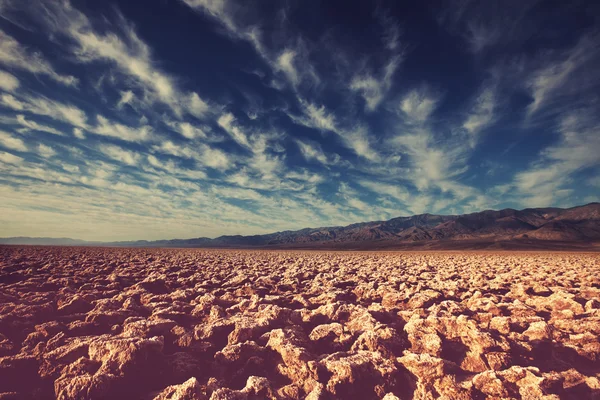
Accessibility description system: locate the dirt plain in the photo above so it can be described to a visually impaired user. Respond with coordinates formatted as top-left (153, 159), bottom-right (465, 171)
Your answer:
top-left (0, 246), bottom-right (599, 400)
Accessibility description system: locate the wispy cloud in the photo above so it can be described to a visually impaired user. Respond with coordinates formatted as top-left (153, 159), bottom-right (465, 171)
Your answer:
top-left (16, 114), bottom-right (64, 136)
top-left (527, 32), bottom-right (600, 116)
top-left (217, 113), bottom-right (251, 149)
top-left (510, 107), bottom-right (600, 206)
top-left (350, 55), bottom-right (401, 112)
top-left (0, 130), bottom-right (27, 152)
top-left (0, 150), bottom-right (24, 165)
top-left (98, 144), bottom-right (141, 166)
top-left (37, 143), bottom-right (56, 158)
top-left (93, 115), bottom-right (153, 143)
top-left (462, 83), bottom-right (497, 145)
top-left (292, 101), bottom-right (379, 161)
top-left (0, 69), bottom-right (19, 91)
top-left (399, 87), bottom-right (440, 123)
top-left (0, 29), bottom-right (78, 86)
top-left (295, 139), bottom-right (333, 166)
top-left (4, 0), bottom-right (214, 119)
top-left (0, 93), bottom-right (87, 127)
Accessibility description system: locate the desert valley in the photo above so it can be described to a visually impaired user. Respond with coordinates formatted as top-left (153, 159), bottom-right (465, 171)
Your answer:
top-left (1, 247), bottom-right (599, 399)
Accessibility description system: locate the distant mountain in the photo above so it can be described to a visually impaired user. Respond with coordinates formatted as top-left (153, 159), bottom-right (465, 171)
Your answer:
top-left (2, 203), bottom-right (599, 250)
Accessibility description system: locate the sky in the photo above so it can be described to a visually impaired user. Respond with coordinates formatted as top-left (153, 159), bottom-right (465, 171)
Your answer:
top-left (0, 0), bottom-right (599, 241)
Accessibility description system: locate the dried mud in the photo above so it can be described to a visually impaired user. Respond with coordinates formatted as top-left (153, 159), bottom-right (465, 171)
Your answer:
top-left (0, 246), bottom-right (599, 399)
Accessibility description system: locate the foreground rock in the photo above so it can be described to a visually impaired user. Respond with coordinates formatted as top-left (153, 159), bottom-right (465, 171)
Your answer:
top-left (0, 246), bottom-right (599, 399)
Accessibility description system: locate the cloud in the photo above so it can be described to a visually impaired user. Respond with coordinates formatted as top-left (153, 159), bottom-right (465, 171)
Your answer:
top-left (0, 150), bottom-right (24, 165)
top-left (2, 0), bottom-right (213, 119)
top-left (295, 139), bottom-right (329, 165)
top-left (217, 113), bottom-right (251, 149)
top-left (276, 49), bottom-right (299, 86)
top-left (358, 179), bottom-right (411, 204)
top-left (292, 101), bottom-right (379, 161)
top-left (0, 69), bottom-right (19, 91)
top-left (375, 6), bottom-right (401, 51)
top-left (152, 140), bottom-right (231, 170)
top-left (0, 130), bottom-right (27, 151)
top-left (462, 84), bottom-right (497, 145)
top-left (146, 154), bottom-right (177, 174)
top-left (0, 29), bottom-right (78, 86)
top-left (116, 90), bottom-right (134, 109)
top-left (197, 144), bottom-right (231, 170)
top-left (350, 55), bottom-right (401, 112)
top-left (16, 114), bottom-right (64, 136)
top-left (98, 144), bottom-right (141, 166)
top-left (301, 103), bottom-right (336, 132)
top-left (93, 115), bottom-right (152, 142)
top-left (187, 92), bottom-right (210, 118)
top-left (390, 126), bottom-right (471, 196)
top-left (37, 143), bottom-right (56, 158)
top-left (510, 107), bottom-right (600, 205)
top-left (170, 121), bottom-right (207, 140)
top-left (437, 0), bottom-right (540, 54)
top-left (0, 93), bottom-right (87, 127)
top-left (73, 127), bottom-right (85, 139)
top-left (181, 0), bottom-right (320, 90)
top-left (527, 32), bottom-right (600, 116)
top-left (399, 87), bottom-right (439, 123)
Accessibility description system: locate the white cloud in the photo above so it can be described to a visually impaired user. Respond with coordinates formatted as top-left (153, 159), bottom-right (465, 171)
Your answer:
top-left (511, 108), bottom-right (600, 205)
top-left (37, 143), bottom-right (56, 158)
top-left (465, 22), bottom-right (500, 53)
top-left (527, 33), bottom-right (600, 116)
top-left (16, 114), bottom-right (64, 136)
top-left (152, 140), bottom-right (231, 170)
top-left (286, 170), bottom-right (324, 185)
top-left (73, 127), bottom-right (85, 139)
top-left (0, 29), bottom-right (78, 86)
top-left (0, 130), bottom-right (27, 152)
top-left (174, 122), bottom-right (206, 140)
top-left (358, 180), bottom-right (411, 203)
top-left (276, 49), bottom-right (299, 86)
top-left (350, 55), bottom-right (401, 112)
top-left (0, 69), bottom-right (19, 91)
top-left (4, 0), bottom-right (213, 119)
top-left (292, 101), bottom-right (379, 161)
top-left (295, 139), bottom-right (329, 165)
top-left (0, 150), bottom-right (23, 165)
top-left (187, 92), bottom-right (210, 118)
top-left (197, 144), bottom-right (231, 170)
top-left (376, 7), bottom-right (401, 51)
top-left (217, 113), bottom-right (251, 149)
top-left (98, 144), bottom-right (141, 166)
top-left (399, 88), bottom-right (439, 123)
top-left (390, 127), bottom-right (470, 195)
top-left (93, 115), bottom-right (152, 142)
top-left (0, 93), bottom-right (87, 127)
top-left (116, 90), bottom-right (134, 109)
top-left (147, 154), bottom-right (177, 173)
top-left (302, 103), bottom-right (336, 132)
top-left (462, 84), bottom-right (497, 145)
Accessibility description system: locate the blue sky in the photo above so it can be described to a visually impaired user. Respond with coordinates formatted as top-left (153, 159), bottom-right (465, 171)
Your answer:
top-left (0, 0), bottom-right (598, 241)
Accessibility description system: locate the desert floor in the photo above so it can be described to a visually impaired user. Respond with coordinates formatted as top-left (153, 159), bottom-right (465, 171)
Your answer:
top-left (0, 247), bottom-right (599, 400)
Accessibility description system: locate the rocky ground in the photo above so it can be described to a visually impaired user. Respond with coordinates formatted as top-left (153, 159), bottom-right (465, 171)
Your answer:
top-left (0, 247), bottom-right (599, 399)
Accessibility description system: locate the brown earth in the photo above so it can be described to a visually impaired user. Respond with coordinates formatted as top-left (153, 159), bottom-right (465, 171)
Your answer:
top-left (0, 246), bottom-right (599, 399)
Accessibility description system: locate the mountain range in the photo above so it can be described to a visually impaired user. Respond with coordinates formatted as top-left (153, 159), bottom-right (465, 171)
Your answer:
top-left (2, 203), bottom-right (599, 250)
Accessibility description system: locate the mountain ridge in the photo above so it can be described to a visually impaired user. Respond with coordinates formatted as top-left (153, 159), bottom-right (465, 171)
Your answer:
top-left (1, 202), bottom-right (599, 250)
